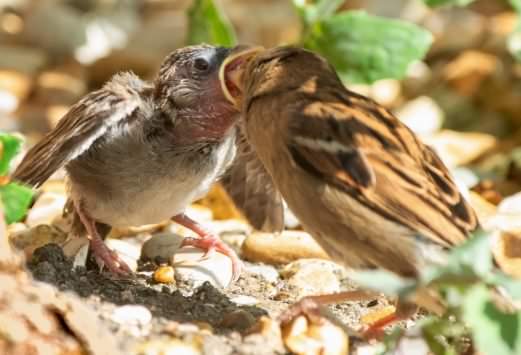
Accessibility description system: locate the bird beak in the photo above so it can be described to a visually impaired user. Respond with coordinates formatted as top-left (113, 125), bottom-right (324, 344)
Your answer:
top-left (220, 45), bottom-right (264, 109)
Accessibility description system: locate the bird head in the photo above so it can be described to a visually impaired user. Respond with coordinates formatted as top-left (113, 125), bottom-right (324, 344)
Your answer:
top-left (154, 44), bottom-right (262, 143)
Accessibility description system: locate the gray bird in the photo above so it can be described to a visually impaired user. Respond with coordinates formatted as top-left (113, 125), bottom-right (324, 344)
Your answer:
top-left (14, 44), bottom-right (261, 278)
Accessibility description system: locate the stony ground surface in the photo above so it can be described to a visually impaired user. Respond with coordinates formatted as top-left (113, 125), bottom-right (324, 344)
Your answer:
top-left (23, 233), bottom-right (394, 355)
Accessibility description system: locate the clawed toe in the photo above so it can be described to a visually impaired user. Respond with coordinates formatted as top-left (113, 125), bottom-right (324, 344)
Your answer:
top-left (279, 297), bottom-right (326, 326)
top-left (180, 235), bottom-right (243, 282)
top-left (91, 242), bottom-right (132, 276)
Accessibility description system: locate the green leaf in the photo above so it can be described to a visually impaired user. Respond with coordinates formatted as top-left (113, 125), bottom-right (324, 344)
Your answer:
top-left (0, 133), bottom-right (23, 176)
top-left (303, 11), bottom-right (433, 84)
top-left (422, 0), bottom-right (475, 7)
top-left (378, 327), bottom-right (404, 355)
top-left (293, 0), bottom-right (344, 27)
top-left (0, 183), bottom-right (33, 224)
top-left (508, 1), bottom-right (521, 61)
top-left (420, 317), bottom-right (467, 355)
top-left (463, 285), bottom-right (521, 355)
top-left (487, 272), bottom-right (521, 300)
top-left (421, 230), bottom-right (494, 287)
top-left (347, 269), bottom-right (416, 297)
top-left (447, 229), bottom-right (493, 275)
top-left (187, 0), bottom-right (236, 46)
top-left (510, 0), bottom-right (521, 13)
top-left (508, 22), bottom-right (521, 61)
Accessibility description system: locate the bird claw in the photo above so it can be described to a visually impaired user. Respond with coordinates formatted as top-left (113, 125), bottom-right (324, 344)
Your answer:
top-left (279, 297), bottom-right (327, 326)
top-left (180, 235), bottom-right (243, 282)
top-left (359, 311), bottom-right (399, 341)
top-left (90, 240), bottom-right (132, 276)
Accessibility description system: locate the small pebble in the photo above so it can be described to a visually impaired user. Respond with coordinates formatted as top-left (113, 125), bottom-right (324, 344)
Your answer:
top-left (245, 264), bottom-right (280, 284)
top-left (423, 130), bottom-right (496, 169)
top-left (111, 305), bottom-right (152, 327)
top-left (487, 192), bottom-right (521, 232)
top-left (72, 243), bottom-right (89, 269)
top-left (136, 338), bottom-right (201, 355)
top-left (140, 233), bottom-right (184, 263)
top-left (281, 259), bottom-right (343, 298)
top-left (105, 239), bottom-right (140, 272)
top-left (370, 79), bottom-right (401, 107)
top-left (174, 246), bottom-right (233, 289)
top-left (284, 204), bottom-right (301, 229)
top-left (25, 191), bottom-right (67, 227)
top-left (282, 315), bottom-right (349, 355)
top-left (9, 224), bottom-right (67, 258)
top-left (219, 310), bottom-right (256, 330)
top-left (396, 96), bottom-right (443, 136)
top-left (154, 265), bottom-right (175, 284)
top-left (230, 295), bottom-right (259, 306)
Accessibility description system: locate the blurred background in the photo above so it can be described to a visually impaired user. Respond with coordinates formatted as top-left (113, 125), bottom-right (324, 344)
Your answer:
top-left (1, 0), bottom-right (521, 201)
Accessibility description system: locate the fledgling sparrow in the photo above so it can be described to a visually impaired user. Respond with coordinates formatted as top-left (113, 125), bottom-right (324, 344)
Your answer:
top-left (221, 46), bottom-right (482, 333)
top-left (13, 44), bottom-right (261, 279)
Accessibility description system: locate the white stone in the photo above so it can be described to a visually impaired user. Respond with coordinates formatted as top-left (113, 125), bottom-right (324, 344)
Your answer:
top-left (396, 96), bottom-right (444, 136)
top-left (245, 264), bottom-right (280, 284)
top-left (140, 232), bottom-right (184, 263)
top-left (173, 246), bottom-right (233, 289)
top-left (490, 192), bottom-right (521, 232)
top-left (371, 79), bottom-right (401, 106)
top-left (284, 202), bottom-right (301, 229)
top-left (105, 238), bottom-right (140, 272)
top-left (281, 259), bottom-right (344, 298)
top-left (111, 305), bottom-right (152, 326)
top-left (498, 192), bottom-right (521, 215)
top-left (230, 295), bottom-right (258, 306)
top-left (73, 243), bottom-right (89, 269)
top-left (26, 191), bottom-right (67, 227)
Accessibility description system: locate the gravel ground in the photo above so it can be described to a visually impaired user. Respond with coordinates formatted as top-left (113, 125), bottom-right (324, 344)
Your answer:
top-left (25, 241), bottom-right (400, 354)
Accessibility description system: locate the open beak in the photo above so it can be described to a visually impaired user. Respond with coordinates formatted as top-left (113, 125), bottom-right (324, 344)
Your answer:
top-left (219, 45), bottom-right (264, 108)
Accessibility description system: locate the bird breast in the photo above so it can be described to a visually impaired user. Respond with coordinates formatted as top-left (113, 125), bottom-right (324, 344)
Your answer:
top-left (68, 129), bottom-right (236, 227)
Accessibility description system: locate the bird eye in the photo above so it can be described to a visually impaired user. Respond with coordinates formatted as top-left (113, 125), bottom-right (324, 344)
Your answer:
top-left (193, 57), bottom-right (210, 72)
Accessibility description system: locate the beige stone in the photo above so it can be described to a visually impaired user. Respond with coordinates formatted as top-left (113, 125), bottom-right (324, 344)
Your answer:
top-left (242, 231), bottom-right (329, 265)
top-left (282, 315), bottom-right (348, 355)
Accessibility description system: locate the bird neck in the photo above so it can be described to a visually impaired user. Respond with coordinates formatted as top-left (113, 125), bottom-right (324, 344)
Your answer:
top-left (170, 106), bottom-right (238, 146)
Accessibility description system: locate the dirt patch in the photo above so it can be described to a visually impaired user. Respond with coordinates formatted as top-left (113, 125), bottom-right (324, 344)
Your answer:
top-left (26, 243), bottom-right (400, 354)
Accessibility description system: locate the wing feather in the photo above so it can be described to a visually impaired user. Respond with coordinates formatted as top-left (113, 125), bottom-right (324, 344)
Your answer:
top-left (287, 89), bottom-right (478, 247)
top-left (221, 127), bottom-right (284, 232)
top-left (13, 72), bottom-right (146, 188)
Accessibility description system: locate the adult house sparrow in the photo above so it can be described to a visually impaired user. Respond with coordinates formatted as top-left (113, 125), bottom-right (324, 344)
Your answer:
top-left (13, 44), bottom-right (261, 279)
top-left (221, 46), bottom-right (481, 334)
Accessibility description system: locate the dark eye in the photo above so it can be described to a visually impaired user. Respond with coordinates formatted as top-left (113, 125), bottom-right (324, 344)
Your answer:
top-left (193, 57), bottom-right (210, 72)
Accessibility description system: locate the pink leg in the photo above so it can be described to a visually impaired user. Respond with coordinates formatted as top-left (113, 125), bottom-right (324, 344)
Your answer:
top-left (74, 200), bottom-right (131, 275)
top-left (361, 312), bottom-right (400, 340)
top-left (280, 290), bottom-right (377, 326)
top-left (361, 301), bottom-right (418, 340)
top-left (172, 213), bottom-right (242, 281)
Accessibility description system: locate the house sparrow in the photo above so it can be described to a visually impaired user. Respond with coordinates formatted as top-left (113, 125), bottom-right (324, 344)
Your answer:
top-left (13, 44), bottom-right (261, 279)
top-left (221, 46), bottom-right (480, 333)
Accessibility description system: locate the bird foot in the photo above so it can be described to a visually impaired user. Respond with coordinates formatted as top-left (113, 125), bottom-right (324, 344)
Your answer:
top-left (360, 311), bottom-right (399, 341)
top-left (180, 235), bottom-right (243, 282)
top-left (279, 297), bottom-right (327, 326)
top-left (89, 238), bottom-right (132, 276)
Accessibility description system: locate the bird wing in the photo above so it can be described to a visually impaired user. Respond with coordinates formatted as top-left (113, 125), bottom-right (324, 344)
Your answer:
top-left (13, 72), bottom-right (147, 188)
top-left (221, 127), bottom-right (284, 232)
top-left (286, 89), bottom-right (478, 247)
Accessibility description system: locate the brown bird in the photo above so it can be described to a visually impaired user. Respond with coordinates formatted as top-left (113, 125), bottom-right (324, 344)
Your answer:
top-left (221, 46), bottom-right (480, 334)
top-left (13, 44), bottom-right (261, 279)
